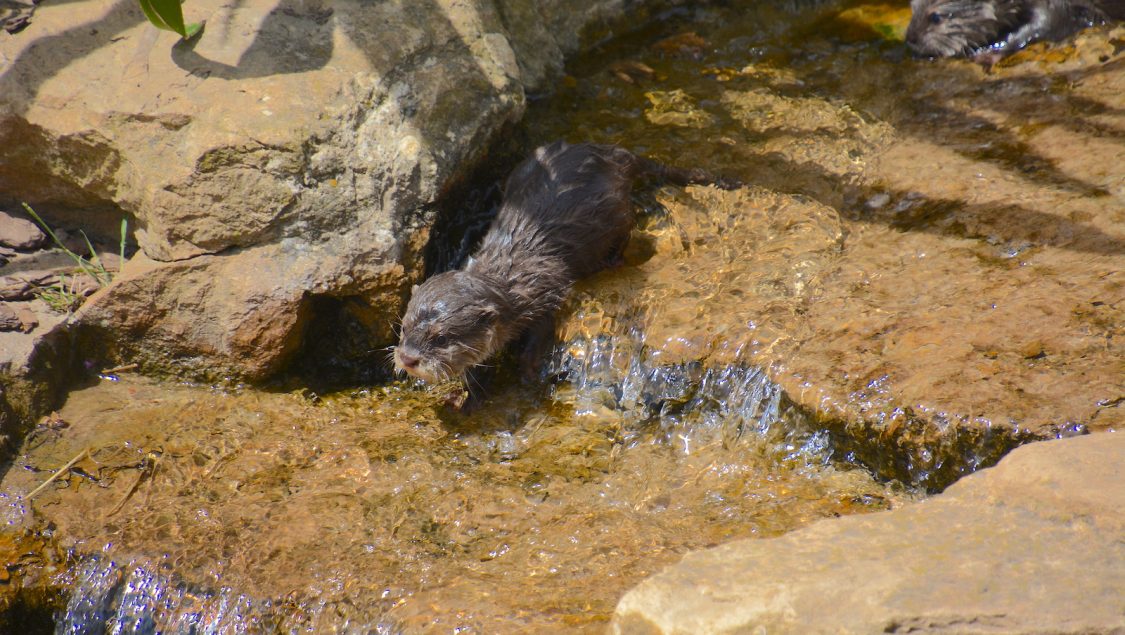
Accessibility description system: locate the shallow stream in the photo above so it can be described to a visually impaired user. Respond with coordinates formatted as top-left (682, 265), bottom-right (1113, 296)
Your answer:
top-left (2, 0), bottom-right (1122, 631)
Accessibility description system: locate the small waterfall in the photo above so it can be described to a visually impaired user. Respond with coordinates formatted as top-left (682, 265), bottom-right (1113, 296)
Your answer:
top-left (56, 559), bottom-right (274, 635)
top-left (547, 332), bottom-right (833, 465)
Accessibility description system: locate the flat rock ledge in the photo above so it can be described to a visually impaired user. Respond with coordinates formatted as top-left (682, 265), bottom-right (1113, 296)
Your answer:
top-left (612, 432), bottom-right (1125, 635)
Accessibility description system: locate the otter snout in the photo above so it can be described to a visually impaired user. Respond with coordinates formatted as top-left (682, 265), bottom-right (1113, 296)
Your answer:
top-left (395, 349), bottom-right (421, 373)
top-left (394, 346), bottom-right (443, 383)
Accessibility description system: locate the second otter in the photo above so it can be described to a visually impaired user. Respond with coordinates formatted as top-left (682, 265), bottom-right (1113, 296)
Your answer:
top-left (906, 0), bottom-right (1124, 60)
top-left (394, 141), bottom-right (735, 396)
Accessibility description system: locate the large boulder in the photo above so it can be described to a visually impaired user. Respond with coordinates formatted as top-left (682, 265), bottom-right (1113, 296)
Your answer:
top-left (613, 432), bottom-right (1125, 634)
top-left (0, 0), bottom-right (675, 383)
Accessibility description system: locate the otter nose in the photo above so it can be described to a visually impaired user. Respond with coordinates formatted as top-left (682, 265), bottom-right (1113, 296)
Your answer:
top-left (397, 350), bottom-right (421, 370)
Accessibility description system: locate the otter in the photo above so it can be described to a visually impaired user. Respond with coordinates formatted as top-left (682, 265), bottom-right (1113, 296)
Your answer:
top-left (394, 141), bottom-right (736, 403)
top-left (906, 0), bottom-right (1125, 60)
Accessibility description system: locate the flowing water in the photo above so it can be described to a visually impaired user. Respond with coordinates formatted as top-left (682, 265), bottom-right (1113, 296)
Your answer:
top-left (2, 0), bottom-right (1122, 631)
top-left (0, 374), bottom-right (902, 633)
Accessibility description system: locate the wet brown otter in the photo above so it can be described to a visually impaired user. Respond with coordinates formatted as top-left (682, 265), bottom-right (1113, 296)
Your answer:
top-left (394, 141), bottom-right (736, 398)
top-left (906, 0), bottom-right (1124, 60)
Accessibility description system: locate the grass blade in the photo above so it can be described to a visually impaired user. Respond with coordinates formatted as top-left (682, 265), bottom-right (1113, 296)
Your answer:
top-left (119, 218), bottom-right (128, 272)
top-left (21, 202), bottom-right (121, 304)
top-left (21, 203), bottom-right (86, 270)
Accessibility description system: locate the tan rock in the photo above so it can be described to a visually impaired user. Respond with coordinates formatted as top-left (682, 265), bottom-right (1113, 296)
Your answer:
top-left (0, 0), bottom-right (681, 382)
top-left (0, 209), bottom-right (45, 249)
top-left (613, 432), bottom-right (1125, 635)
top-left (0, 304), bottom-right (18, 331)
top-left (72, 219), bottom-right (420, 379)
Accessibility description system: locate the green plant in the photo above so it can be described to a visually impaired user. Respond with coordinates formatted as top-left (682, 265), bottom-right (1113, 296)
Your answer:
top-left (118, 213), bottom-right (127, 274)
top-left (21, 203), bottom-right (129, 313)
top-left (137, 0), bottom-right (202, 40)
top-left (36, 275), bottom-right (87, 313)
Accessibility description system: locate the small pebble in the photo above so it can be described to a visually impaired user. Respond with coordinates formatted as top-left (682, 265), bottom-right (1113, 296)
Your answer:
top-left (865, 192), bottom-right (891, 209)
top-left (1021, 341), bottom-right (1046, 359)
top-left (0, 304), bottom-right (20, 331)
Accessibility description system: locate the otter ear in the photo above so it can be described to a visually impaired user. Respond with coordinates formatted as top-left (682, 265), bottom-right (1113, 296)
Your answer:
top-left (483, 305), bottom-right (509, 348)
top-left (475, 304), bottom-right (502, 327)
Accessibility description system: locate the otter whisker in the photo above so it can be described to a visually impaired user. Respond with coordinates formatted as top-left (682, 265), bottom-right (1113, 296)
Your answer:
top-left (465, 369), bottom-right (487, 395)
top-left (372, 345), bottom-right (397, 359)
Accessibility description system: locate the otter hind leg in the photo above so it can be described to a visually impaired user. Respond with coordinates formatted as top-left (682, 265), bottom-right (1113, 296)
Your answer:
top-left (518, 314), bottom-right (557, 384)
top-left (635, 156), bottom-right (742, 190)
top-left (601, 235), bottom-right (630, 270)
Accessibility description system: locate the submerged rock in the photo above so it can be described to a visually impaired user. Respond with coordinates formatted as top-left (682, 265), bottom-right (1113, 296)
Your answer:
top-left (613, 432), bottom-right (1125, 634)
top-left (534, 21), bottom-right (1124, 489)
top-left (550, 171), bottom-right (1120, 487)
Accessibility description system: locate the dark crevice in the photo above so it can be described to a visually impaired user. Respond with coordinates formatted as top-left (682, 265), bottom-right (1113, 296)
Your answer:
top-left (283, 295), bottom-right (398, 394)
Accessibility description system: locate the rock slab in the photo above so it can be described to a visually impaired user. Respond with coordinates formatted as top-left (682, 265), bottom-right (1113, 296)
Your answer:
top-left (612, 432), bottom-right (1125, 634)
top-left (0, 209), bottom-right (44, 250)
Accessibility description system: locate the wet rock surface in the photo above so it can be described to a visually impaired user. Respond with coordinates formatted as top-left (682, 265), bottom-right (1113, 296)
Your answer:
top-left (612, 432), bottom-right (1125, 634)
top-left (0, 528), bottom-right (67, 633)
top-left (521, 3), bottom-right (1124, 488)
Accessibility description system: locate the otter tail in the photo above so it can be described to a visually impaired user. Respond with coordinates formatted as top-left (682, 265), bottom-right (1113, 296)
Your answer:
top-left (634, 156), bottom-right (743, 190)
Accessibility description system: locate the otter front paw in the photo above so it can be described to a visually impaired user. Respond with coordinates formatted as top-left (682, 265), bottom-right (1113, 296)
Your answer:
top-left (443, 387), bottom-right (470, 410)
top-left (970, 49), bottom-right (1005, 67)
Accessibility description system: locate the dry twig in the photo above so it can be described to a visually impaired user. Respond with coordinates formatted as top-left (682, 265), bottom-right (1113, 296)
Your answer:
top-left (25, 448), bottom-right (89, 500)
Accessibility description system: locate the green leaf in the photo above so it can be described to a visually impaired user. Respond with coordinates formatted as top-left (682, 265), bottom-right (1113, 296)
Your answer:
top-left (146, 0), bottom-right (187, 34)
top-left (184, 22), bottom-right (203, 40)
top-left (137, 0), bottom-right (195, 39)
top-left (873, 23), bottom-right (897, 41)
top-left (137, 0), bottom-right (176, 33)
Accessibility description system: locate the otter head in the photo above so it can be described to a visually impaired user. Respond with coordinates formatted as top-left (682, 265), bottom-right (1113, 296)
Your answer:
top-left (394, 270), bottom-right (511, 383)
top-left (906, 0), bottom-right (1021, 57)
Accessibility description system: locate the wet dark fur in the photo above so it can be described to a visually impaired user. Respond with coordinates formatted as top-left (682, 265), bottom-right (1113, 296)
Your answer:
top-left (906, 0), bottom-right (1125, 59)
top-left (394, 141), bottom-right (735, 391)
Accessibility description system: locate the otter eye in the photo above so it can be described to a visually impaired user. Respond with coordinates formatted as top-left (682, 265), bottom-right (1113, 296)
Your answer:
top-left (928, 12), bottom-right (942, 24)
top-left (429, 332), bottom-right (450, 347)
